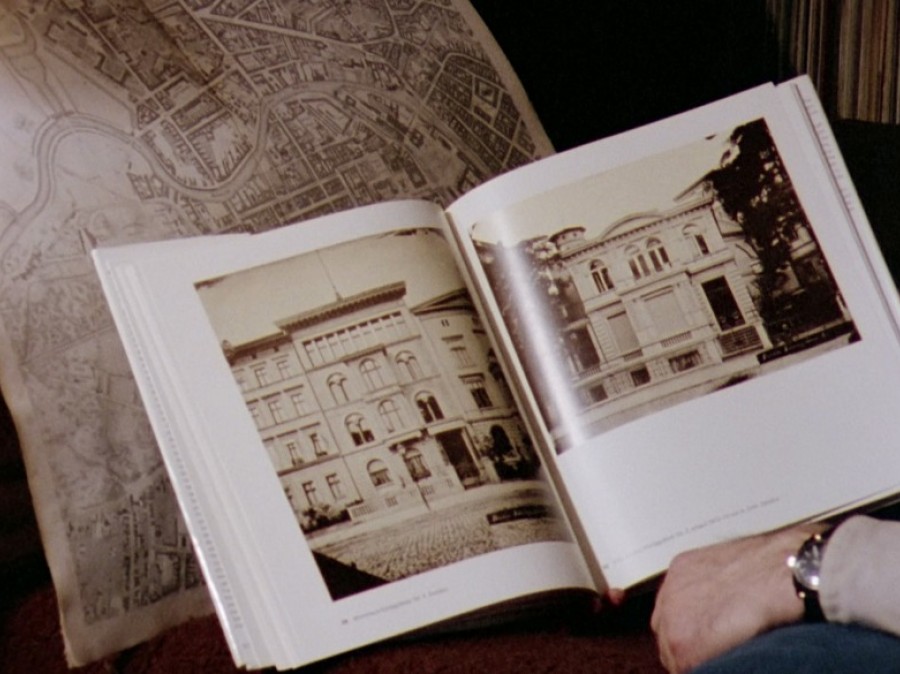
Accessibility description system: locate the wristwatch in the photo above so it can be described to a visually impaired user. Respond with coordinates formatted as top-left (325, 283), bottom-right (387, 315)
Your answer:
top-left (787, 528), bottom-right (833, 622)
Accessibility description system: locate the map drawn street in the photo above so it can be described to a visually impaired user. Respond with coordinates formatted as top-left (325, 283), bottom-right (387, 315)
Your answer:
top-left (0, 0), bottom-right (550, 662)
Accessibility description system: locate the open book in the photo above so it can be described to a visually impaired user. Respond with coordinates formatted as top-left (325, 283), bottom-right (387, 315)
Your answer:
top-left (92, 76), bottom-right (900, 670)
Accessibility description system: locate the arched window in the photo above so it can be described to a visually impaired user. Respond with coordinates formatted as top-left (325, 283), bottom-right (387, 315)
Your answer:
top-left (327, 373), bottom-right (349, 404)
top-left (378, 399), bottom-right (404, 433)
top-left (647, 238), bottom-right (671, 273)
top-left (683, 224), bottom-right (710, 257)
top-left (590, 259), bottom-right (614, 293)
top-left (395, 351), bottom-right (423, 381)
top-left (346, 414), bottom-right (375, 446)
top-left (416, 393), bottom-right (444, 423)
top-left (367, 459), bottom-right (392, 487)
top-left (626, 245), bottom-right (650, 280)
top-left (628, 240), bottom-right (671, 279)
top-left (360, 358), bottom-right (385, 391)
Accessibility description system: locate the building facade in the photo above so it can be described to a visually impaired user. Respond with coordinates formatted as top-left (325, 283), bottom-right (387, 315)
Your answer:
top-left (224, 282), bottom-right (536, 533)
top-left (494, 193), bottom-right (852, 445)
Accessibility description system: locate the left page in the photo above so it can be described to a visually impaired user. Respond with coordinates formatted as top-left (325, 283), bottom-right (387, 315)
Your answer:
top-left (93, 199), bottom-right (594, 670)
top-left (0, 0), bottom-right (552, 663)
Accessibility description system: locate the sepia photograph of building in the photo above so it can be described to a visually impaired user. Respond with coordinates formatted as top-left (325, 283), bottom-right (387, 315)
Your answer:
top-left (472, 119), bottom-right (857, 452)
top-left (195, 229), bottom-right (570, 600)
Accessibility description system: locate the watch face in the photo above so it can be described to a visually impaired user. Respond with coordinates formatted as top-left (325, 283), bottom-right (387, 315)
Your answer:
top-left (791, 535), bottom-right (826, 590)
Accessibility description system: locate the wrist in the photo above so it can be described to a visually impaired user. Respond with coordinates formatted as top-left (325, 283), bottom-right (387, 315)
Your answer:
top-left (788, 526), bottom-right (835, 621)
top-left (768, 528), bottom-right (813, 625)
top-left (757, 524), bottom-right (828, 627)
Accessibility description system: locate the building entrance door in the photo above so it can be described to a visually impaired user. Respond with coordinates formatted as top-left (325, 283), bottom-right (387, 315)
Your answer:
top-left (436, 430), bottom-right (481, 488)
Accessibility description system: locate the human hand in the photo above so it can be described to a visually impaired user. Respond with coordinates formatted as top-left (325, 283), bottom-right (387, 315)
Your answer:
top-left (651, 524), bottom-right (827, 673)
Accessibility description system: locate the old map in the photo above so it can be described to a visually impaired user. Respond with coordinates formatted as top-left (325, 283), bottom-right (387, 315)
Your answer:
top-left (0, 0), bottom-right (550, 663)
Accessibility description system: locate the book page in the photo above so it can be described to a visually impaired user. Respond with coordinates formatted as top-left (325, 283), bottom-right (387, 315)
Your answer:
top-left (446, 78), bottom-right (900, 588)
top-left (93, 199), bottom-right (594, 669)
top-left (0, 0), bottom-right (552, 663)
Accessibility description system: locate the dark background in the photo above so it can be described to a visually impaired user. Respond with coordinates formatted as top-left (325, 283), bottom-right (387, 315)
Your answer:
top-left (472, 0), bottom-right (900, 283)
top-left (3, 2), bottom-right (900, 671)
top-left (473, 0), bottom-right (783, 150)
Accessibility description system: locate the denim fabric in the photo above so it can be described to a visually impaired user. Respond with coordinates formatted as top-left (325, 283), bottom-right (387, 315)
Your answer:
top-left (693, 623), bottom-right (900, 674)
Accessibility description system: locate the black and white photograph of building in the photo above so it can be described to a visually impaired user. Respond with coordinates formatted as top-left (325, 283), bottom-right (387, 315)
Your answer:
top-left (194, 229), bottom-right (571, 600)
top-left (472, 119), bottom-right (857, 452)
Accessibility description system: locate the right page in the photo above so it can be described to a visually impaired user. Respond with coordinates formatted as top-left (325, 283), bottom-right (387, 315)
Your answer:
top-left (445, 77), bottom-right (900, 589)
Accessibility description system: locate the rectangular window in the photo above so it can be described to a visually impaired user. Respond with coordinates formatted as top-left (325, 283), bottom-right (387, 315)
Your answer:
top-left (702, 277), bottom-right (745, 331)
top-left (370, 466), bottom-right (391, 487)
top-left (316, 336), bottom-right (332, 362)
top-left (450, 344), bottom-right (473, 367)
top-left (670, 351), bottom-right (702, 373)
top-left (566, 327), bottom-right (601, 372)
top-left (267, 397), bottom-right (285, 423)
top-left (289, 388), bottom-right (308, 416)
top-left (404, 452), bottom-right (431, 482)
top-left (389, 312), bottom-right (408, 339)
top-left (339, 330), bottom-right (353, 354)
top-left (463, 375), bottom-right (493, 409)
top-left (302, 481), bottom-right (319, 507)
top-left (694, 234), bottom-right (710, 256)
top-left (310, 432), bottom-right (327, 457)
top-left (327, 474), bottom-right (345, 499)
top-left (630, 367), bottom-right (651, 387)
top-left (276, 359), bottom-right (292, 380)
top-left (327, 333), bottom-right (342, 358)
top-left (303, 342), bottom-right (317, 367)
top-left (253, 365), bottom-right (269, 387)
top-left (587, 384), bottom-right (608, 403)
top-left (285, 439), bottom-right (303, 466)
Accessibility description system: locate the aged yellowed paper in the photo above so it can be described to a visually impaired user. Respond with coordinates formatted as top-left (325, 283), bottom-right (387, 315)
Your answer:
top-left (0, 0), bottom-right (550, 663)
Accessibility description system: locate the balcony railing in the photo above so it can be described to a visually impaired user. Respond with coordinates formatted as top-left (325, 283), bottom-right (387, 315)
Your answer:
top-left (718, 325), bottom-right (763, 356)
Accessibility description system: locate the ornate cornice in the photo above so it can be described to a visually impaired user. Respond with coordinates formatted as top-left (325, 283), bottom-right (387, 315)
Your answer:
top-left (276, 281), bottom-right (407, 333)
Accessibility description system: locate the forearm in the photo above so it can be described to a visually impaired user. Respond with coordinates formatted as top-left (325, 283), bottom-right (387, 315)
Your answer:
top-left (821, 515), bottom-right (900, 635)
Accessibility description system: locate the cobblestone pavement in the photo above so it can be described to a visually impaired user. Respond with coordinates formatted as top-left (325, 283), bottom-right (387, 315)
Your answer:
top-left (311, 482), bottom-right (572, 582)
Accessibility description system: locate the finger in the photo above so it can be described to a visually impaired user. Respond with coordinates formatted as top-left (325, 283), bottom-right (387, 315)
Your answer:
top-left (650, 600), bottom-right (661, 633)
top-left (655, 630), bottom-right (676, 674)
top-left (606, 588), bottom-right (626, 606)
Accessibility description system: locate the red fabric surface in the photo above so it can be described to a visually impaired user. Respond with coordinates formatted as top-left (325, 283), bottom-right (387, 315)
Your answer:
top-left (0, 584), bottom-right (664, 673)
